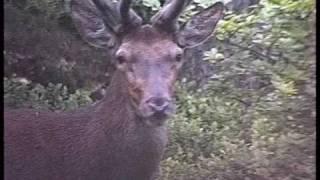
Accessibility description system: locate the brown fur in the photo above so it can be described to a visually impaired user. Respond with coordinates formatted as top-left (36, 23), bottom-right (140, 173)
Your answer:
top-left (5, 1), bottom-right (224, 179)
top-left (5, 71), bottom-right (167, 180)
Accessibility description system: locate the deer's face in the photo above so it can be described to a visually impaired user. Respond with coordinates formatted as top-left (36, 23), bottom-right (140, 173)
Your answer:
top-left (71, 0), bottom-right (224, 126)
top-left (116, 26), bottom-right (183, 122)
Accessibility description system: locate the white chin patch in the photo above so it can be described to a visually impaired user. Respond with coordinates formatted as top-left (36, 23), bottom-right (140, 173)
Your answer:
top-left (138, 103), bottom-right (175, 127)
top-left (145, 118), bottom-right (167, 127)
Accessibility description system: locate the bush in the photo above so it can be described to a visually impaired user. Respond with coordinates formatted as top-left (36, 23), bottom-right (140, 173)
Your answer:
top-left (4, 77), bottom-right (92, 111)
top-left (160, 0), bottom-right (315, 179)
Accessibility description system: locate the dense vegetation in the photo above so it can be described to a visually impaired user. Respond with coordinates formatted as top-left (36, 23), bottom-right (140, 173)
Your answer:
top-left (4, 0), bottom-right (315, 179)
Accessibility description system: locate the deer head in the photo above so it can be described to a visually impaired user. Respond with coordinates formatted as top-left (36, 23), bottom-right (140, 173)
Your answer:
top-left (71, 0), bottom-right (224, 126)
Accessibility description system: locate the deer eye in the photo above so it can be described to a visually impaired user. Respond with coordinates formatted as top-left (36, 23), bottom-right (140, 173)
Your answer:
top-left (116, 55), bottom-right (127, 65)
top-left (175, 53), bottom-right (182, 62)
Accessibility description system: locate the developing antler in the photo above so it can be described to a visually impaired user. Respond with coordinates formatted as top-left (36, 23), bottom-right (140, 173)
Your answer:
top-left (118, 0), bottom-right (142, 30)
top-left (151, 0), bottom-right (191, 31)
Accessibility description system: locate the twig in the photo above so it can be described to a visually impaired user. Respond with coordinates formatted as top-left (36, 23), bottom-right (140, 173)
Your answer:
top-left (224, 39), bottom-right (274, 61)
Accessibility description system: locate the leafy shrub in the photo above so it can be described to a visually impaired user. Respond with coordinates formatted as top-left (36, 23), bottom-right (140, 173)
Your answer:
top-left (159, 0), bottom-right (315, 179)
top-left (4, 77), bottom-right (92, 111)
top-left (161, 82), bottom-right (315, 180)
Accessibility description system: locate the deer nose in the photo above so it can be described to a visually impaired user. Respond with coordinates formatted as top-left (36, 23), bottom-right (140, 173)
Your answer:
top-left (147, 97), bottom-right (170, 112)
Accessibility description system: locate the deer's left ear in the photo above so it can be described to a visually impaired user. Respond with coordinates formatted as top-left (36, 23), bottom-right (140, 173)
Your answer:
top-left (178, 2), bottom-right (224, 48)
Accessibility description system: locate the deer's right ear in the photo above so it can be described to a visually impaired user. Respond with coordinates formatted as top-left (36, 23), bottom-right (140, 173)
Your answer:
top-left (71, 0), bottom-right (118, 49)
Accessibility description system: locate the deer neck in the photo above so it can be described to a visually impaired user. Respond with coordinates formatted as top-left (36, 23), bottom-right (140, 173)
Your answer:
top-left (94, 70), bottom-right (140, 129)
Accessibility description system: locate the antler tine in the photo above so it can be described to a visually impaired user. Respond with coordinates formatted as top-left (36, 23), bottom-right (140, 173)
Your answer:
top-left (119, 0), bottom-right (142, 28)
top-left (119, 0), bottom-right (131, 23)
top-left (151, 0), bottom-right (191, 31)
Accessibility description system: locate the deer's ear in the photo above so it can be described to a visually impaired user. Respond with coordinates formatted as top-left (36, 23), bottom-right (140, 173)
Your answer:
top-left (71, 1), bottom-right (117, 49)
top-left (178, 2), bottom-right (224, 48)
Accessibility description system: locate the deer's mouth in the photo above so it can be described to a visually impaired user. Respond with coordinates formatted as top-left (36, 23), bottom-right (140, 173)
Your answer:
top-left (138, 102), bottom-right (176, 126)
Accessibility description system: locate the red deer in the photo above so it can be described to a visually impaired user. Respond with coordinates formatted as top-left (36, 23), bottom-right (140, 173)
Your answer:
top-left (4, 0), bottom-right (224, 179)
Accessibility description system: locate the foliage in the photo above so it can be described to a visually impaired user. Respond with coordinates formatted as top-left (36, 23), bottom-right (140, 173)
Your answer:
top-left (4, 2), bottom-right (114, 92)
top-left (8, 0), bottom-right (69, 20)
top-left (4, 77), bottom-right (92, 111)
top-left (160, 0), bottom-right (316, 179)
